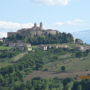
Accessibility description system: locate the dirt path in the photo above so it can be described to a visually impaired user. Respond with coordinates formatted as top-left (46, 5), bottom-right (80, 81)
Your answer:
top-left (25, 70), bottom-right (90, 80)
top-left (11, 52), bottom-right (27, 62)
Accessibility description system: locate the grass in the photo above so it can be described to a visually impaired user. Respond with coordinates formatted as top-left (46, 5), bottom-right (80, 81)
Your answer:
top-left (0, 51), bottom-right (27, 69)
top-left (0, 62), bottom-right (13, 69)
top-left (10, 52), bottom-right (27, 62)
top-left (42, 53), bottom-right (90, 72)
top-left (0, 44), bottom-right (90, 79)
top-left (0, 46), bottom-right (11, 50)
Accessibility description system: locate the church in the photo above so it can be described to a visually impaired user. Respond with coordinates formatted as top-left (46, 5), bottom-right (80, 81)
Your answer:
top-left (7, 22), bottom-right (59, 38)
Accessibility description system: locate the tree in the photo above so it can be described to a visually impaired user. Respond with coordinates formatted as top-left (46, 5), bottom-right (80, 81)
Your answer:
top-left (61, 66), bottom-right (66, 72)
top-left (0, 75), bottom-right (4, 86)
top-left (75, 39), bottom-right (83, 44)
top-left (77, 84), bottom-right (82, 90)
top-left (75, 51), bottom-right (83, 58)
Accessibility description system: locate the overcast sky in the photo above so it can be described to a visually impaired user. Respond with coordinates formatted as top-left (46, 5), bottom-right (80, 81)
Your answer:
top-left (0, 0), bottom-right (90, 37)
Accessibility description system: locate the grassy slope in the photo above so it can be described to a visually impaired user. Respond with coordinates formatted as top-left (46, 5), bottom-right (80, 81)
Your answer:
top-left (0, 62), bottom-right (12, 69)
top-left (10, 52), bottom-right (27, 62)
top-left (43, 53), bottom-right (90, 72)
top-left (0, 52), bottom-right (27, 68)
top-left (0, 43), bottom-right (90, 76)
top-left (0, 46), bottom-right (11, 50)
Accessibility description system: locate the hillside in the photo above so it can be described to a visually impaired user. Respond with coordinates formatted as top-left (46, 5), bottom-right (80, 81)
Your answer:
top-left (6, 23), bottom-right (74, 45)
top-left (0, 43), bottom-right (90, 89)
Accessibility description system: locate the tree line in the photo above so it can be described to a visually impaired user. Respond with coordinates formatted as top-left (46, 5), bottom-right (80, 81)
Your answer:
top-left (7, 32), bottom-right (74, 45)
top-left (1, 77), bottom-right (90, 90)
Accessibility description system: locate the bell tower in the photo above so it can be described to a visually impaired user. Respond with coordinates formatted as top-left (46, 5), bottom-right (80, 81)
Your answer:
top-left (34, 23), bottom-right (37, 28)
top-left (40, 22), bottom-right (43, 30)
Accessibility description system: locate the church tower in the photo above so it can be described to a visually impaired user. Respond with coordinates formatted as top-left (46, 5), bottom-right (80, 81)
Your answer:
top-left (40, 22), bottom-right (43, 30)
top-left (34, 23), bottom-right (37, 28)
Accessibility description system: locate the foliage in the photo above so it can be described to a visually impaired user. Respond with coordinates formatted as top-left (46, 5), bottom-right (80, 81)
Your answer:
top-left (61, 66), bottom-right (66, 72)
top-left (7, 32), bottom-right (74, 45)
top-left (0, 46), bottom-right (11, 51)
top-left (0, 77), bottom-right (90, 90)
top-left (75, 50), bottom-right (90, 58)
top-left (0, 47), bottom-right (90, 90)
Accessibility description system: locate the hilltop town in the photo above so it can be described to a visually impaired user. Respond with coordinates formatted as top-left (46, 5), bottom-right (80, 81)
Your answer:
top-left (0, 22), bottom-right (90, 52)
top-left (8, 22), bottom-right (59, 38)
top-left (0, 23), bottom-right (90, 90)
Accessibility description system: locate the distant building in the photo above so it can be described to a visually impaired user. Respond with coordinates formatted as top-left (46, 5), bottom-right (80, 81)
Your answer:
top-left (75, 46), bottom-right (85, 51)
top-left (8, 43), bottom-right (16, 48)
top-left (39, 45), bottom-right (48, 51)
top-left (8, 42), bottom-right (32, 51)
top-left (56, 45), bottom-right (69, 49)
top-left (75, 39), bottom-right (83, 44)
top-left (7, 32), bottom-right (17, 37)
top-left (40, 22), bottom-right (43, 30)
top-left (8, 42), bottom-right (25, 51)
top-left (7, 22), bottom-right (59, 38)
top-left (0, 38), bottom-right (3, 42)
top-left (26, 44), bottom-right (32, 51)
top-left (75, 45), bottom-right (90, 51)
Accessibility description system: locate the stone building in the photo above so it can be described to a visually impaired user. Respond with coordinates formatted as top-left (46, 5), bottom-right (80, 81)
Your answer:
top-left (39, 45), bottom-right (48, 51)
top-left (8, 42), bottom-right (25, 51)
top-left (75, 45), bottom-right (90, 51)
top-left (26, 44), bottom-right (32, 51)
top-left (7, 22), bottom-right (59, 38)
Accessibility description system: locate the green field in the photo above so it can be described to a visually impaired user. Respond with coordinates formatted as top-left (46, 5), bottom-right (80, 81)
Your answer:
top-left (0, 46), bottom-right (11, 50)
top-left (0, 44), bottom-right (90, 79)
top-left (42, 53), bottom-right (90, 72)
top-left (0, 62), bottom-right (13, 68)
top-left (0, 44), bottom-right (90, 73)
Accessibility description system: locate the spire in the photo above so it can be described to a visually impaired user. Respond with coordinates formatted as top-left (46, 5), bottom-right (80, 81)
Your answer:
top-left (40, 22), bottom-right (43, 30)
top-left (34, 23), bottom-right (37, 28)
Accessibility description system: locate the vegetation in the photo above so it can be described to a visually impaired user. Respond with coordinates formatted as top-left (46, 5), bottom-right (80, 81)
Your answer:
top-left (61, 66), bottom-right (66, 72)
top-left (7, 32), bottom-right (74, 45)
top-left (75, 50), bottom-right (90, 58)
top-left (1, 77), bottom-right (90, 90)
top-left (0, 46), bottom-right (11, 51)
top-left (0, 44), bottom-right (90, 89)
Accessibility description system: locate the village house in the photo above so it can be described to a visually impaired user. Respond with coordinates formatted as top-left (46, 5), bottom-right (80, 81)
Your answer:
top-left (8, 42), bottom-right (25, 51)
top-left (39, 45), bottom-right (48, 51)
top-left (8, 42), bottom-right (32, 51)
top-left (8, 43), bottom-right (16, 48)
top-left (39, 44), bottom-right (69, 51)
top-left (83, 46), bottom-right (90, 51)
top-left (75, 39), bottom-right (83, 44)
top-left (75, 45), bottom-right (90, 51)
top-left (26, 44), bottom-right (32, 51)
top-left (75, 46), bottom-right (85, 51)
top-left (16, 43), bottom-right (25, 51)
top-left (0, 38), bottom-right (3, 42)
top-left (55, 45), bottom-right (69, 49)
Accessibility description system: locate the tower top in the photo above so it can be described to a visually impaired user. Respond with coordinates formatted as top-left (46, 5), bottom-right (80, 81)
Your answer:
top-left (34, 23), bottom-right (37, 28)
top-left (40, 22), bottom-right (43, 30)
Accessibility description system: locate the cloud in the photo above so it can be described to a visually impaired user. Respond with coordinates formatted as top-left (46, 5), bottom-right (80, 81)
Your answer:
top-left (56, 19), bottom-right (84, 26)
top-left (0, 32), bottom-right (7, 38)
top-left (0, 21), bottom-right (33, 31)
top-left (35, 0), bottom-right (70, 6)
top-left (0, 21), bottom-right (33, 38)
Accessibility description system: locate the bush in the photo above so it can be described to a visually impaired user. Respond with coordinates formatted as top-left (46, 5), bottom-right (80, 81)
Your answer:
top-left (61, 66), bottom-right (66, 72)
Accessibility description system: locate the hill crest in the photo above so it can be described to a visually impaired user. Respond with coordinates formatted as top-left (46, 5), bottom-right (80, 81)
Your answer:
top-left (7, 22), bottom-right (59, 38)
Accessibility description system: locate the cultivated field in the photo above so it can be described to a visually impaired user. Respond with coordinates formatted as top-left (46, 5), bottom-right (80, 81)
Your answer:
top-left (25, 70), bottom-right (90, 80)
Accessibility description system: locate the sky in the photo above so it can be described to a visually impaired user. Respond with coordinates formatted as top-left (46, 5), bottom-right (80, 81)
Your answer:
top-left (0, 0), bottom-right (90, 37)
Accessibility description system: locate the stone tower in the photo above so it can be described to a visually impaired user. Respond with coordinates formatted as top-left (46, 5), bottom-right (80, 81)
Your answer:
top-left (34, 23), bottom-right (37, 28)
top-left (40, 22), bottom-right (43, 30)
